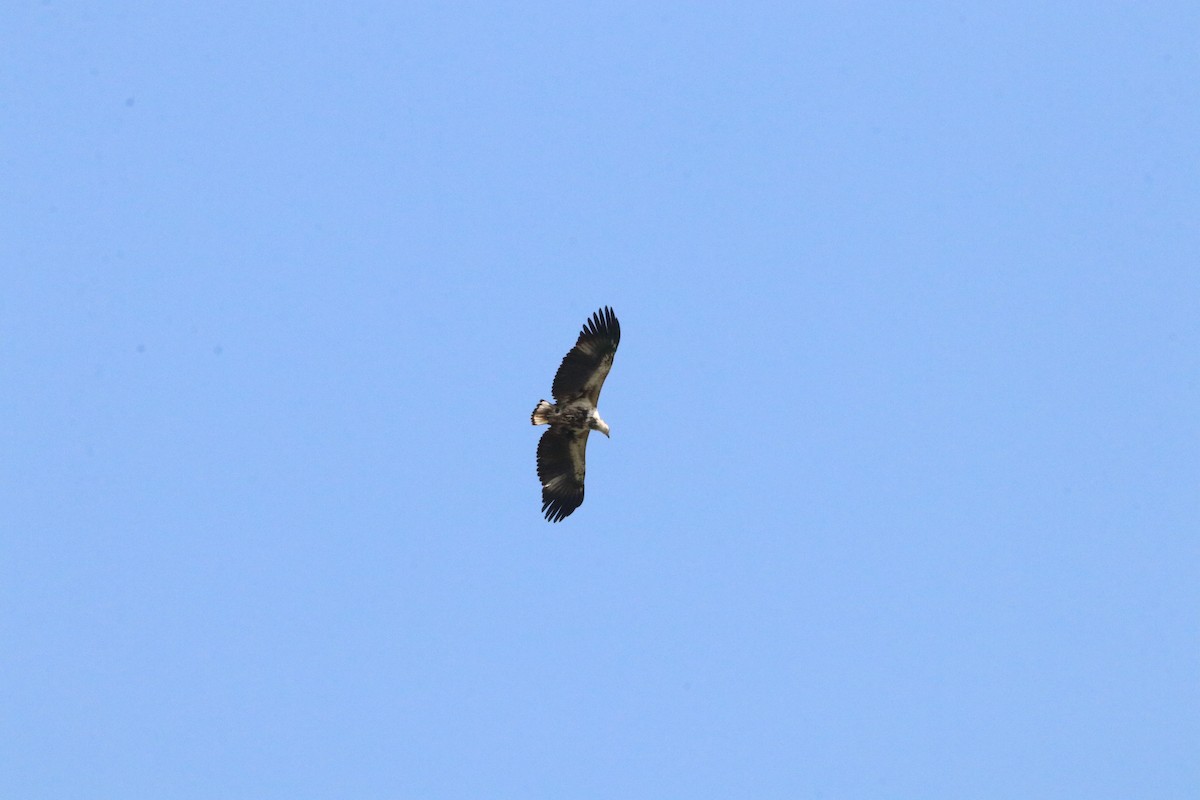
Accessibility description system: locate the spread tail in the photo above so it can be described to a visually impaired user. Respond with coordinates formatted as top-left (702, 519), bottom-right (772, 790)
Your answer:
top-left (531, 400), bottom-right (553, 426)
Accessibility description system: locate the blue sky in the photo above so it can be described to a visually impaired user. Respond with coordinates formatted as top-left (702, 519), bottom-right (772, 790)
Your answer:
top-left (3, 2), bottom-right (1197, 797)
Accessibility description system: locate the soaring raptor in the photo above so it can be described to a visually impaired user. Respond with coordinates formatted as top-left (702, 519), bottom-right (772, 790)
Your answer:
top-left (531, 306), bottom-right (621, 522)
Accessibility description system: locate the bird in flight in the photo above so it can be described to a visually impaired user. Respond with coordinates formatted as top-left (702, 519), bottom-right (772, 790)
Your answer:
top-left (531, 306), bottom-right (621, 522)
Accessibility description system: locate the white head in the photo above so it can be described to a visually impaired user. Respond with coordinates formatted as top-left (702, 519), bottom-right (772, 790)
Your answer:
top-left (590, 411), bottom-right (611, 438)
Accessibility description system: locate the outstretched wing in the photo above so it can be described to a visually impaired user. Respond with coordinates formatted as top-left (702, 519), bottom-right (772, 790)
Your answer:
top-left (551, 306), bottom-right (620, 405)
top-left (537, 426), bottom-right (590, 522)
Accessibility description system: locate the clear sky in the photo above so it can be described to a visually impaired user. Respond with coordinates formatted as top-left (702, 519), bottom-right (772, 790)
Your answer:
top-left (3, 3), bottom-right (1197, 798)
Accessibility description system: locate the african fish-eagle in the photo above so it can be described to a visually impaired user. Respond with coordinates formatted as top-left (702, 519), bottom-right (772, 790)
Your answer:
top-left (530, 306), bottom-right (621, 522)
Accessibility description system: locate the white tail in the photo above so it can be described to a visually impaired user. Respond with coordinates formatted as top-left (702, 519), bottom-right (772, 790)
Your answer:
top-left (531, 400), bottom-right (553, 425)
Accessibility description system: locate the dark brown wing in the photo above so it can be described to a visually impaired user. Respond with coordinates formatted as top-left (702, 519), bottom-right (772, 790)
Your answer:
top-left (551, 306), bottom-right (620, 405)
top-left (537, 426), bottom-right (589, 522)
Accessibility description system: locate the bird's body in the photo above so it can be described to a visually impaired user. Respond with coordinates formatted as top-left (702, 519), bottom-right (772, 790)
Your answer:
top-left (531, 307), bottom-right (620, 522)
